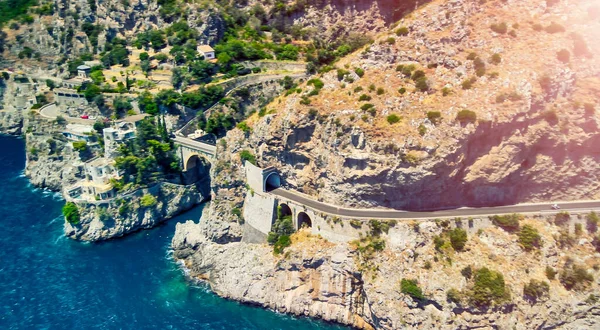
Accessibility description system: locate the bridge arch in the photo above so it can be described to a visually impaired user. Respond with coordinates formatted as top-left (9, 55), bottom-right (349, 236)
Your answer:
top-left (182, 153), bottom-right (211, 185)
top-left (264, 172), bottom-right (281, 192)
top-left (297, 212), bottom-right (312, 229)
top-left (277, 203), bottom-right (292, 219)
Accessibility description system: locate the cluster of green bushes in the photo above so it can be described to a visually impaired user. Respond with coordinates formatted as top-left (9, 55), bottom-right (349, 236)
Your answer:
top-left (0, 0), bottom-right (38, 26)
top-left (114, 117), bottom-right (180, 187)
top-left (456, 109), bottom-right (477, 123)
top-left (395, 64), bottom-right (427, 91)
top-left (448, 267), bottom-right (510, 308)
top-left (491, 214), bottom-right (574, 251)
top-left (401, 279), bottom-right (424, 300)
top-left (267, 206), bottom-right (296, 255)
top-left (491, 214), bottom-right (522, 231)
top-left (239, 150), bottom-right (256, 165)
top-left (140, 194), bottom-right (158, 207)
top-left (560, 262), bottom-right (594, 291)
top-left (523, 279), bottom-right (550, 303)
top-left (434, 227), bottom-right (468, 252)
top-left (62, 202), bottom-right (80, 225)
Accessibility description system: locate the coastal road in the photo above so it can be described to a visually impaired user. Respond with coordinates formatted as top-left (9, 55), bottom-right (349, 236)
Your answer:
top-left (270, 188), bottom-right (600, 219)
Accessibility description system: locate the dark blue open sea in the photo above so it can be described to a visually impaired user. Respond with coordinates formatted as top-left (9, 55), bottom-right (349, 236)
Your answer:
top-left (0, 136), bottom-right (345, 329)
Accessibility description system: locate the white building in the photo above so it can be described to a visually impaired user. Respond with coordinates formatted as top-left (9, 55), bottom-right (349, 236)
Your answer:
top-left (63, 124), bottom-right (96, 143)
top-left (103, 122), bottom-right (136, 158)
top-left (197, 45), bottom-right (215, 60)
top-left (64, 158), bottom-right (117, 201)
top-left (77, 65), bottom-right (91, 78)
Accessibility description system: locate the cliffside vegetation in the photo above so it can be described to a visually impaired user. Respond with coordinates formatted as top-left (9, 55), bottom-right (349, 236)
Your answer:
top-left (62, 202), bottom-right (80, 225)
top-left (113, 117), bottom-right (180, 190)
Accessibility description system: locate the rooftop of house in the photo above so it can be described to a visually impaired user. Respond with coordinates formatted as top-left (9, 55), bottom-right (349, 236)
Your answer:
top-left (86, 156), bottom-right (113, 168)
top-left (54, 87), bottom-right (83, 94)
top-left (77, 65), bottom-right (91, 70)
top-left (197, 45), bottom-right (215, 53)
top-left (65, 124), bottom-right (94, 135)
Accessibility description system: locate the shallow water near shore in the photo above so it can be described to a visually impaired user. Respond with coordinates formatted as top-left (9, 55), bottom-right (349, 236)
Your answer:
top-left (0, 136), bottom-right (346, 329)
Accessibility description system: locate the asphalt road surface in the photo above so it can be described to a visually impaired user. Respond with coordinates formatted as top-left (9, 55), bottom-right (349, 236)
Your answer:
top-left (271, 188), bottom-right (600, 219)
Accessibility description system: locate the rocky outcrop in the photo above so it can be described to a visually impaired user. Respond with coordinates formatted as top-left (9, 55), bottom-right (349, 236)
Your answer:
top-left (66, 182), bottom-right (207, 241)
top-left (174, 213), bottom-right (600, 329)
top-left (173, 222), bottom-right (372, 329)
top-left (23, 116), bottom-right (85, 191)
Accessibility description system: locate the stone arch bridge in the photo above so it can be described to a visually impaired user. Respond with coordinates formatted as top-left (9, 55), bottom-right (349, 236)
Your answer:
top-left (175, 136), bottom-right (216, 185)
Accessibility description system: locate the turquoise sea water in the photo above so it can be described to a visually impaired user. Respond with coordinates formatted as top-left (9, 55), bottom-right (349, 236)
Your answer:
top-left (0, 136), bottom-right (346, 330)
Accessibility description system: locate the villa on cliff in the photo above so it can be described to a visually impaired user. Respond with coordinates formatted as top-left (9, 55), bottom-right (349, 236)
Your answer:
top-left (63, 118), bottom-right (143, 202)
top-left (64, 157), bottom-right (118, 201)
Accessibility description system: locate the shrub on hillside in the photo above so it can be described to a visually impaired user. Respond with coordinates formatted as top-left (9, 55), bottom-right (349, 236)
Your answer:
top-left (523, 279), bottom-right (550, 303)
top-left (456, 110), bottom-right (477, 123)
top-left (415, 77), bottom-right (429, 92)
top-left (140, 194), bottom-right (158, 207)
top-left (401, 279), bottom-right (424, 300)
top-left (461, 266), bottom-right (473, 279)
top-left (518, 225), bottom-right (542, 251)
top-left (396, 27), bottom-right (409, 36)
top-left (447, 288), bottom-right (462, 304)
top-left (449, 227), bottom-right (468, 251)
top-left (461, 77), bottom-right (476, 90)
top-left (490, 22), bottom-right (508, 34)
top-left (358, 94), bottom-right (372, 101)
top-left (427, 111), bottom-right (442, 124)
top-left (560, 264), bottom-right (594, 290)
top-left (354, 68), bottom-right (365, 77)
top-left (239, 150), bottom-right (256, 165)
top-left (468, 267), bottom-right (510, 307)
top-left (491, 214), bottom-right (522, 231)
top-left (545, 22), bottom-right (566, 33)
top-left (591, 235), bottom-right (600, 252)
top-left (546, 266), bottom-right (558, 280)
top-left (386, 114), bottom-right (401, 124)
top-left (573, 33), bottom-right (591, 58)
top-left (490, 53), bottom-right (502, 64)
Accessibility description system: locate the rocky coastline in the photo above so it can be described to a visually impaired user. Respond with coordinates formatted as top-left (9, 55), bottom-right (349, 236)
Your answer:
top-left (173, 205), bottom-right (600, 329)
top-left (66, 182), bottom-right (208, 241)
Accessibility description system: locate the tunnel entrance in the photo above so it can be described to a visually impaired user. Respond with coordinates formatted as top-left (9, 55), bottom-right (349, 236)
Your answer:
top-left (297, 212), bottom-right (312, 229)
top-left (264, 172), bottom-right (281, 192)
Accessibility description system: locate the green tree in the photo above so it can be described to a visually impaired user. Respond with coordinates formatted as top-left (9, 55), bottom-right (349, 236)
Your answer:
top-left (449, 227), bottom-right (468, 251)
top-left (518, 225), bottom-right (542, 251)
top-left (62, 202), bottom-right (80, 225)
top-left (469, 267), bottom-right (510, 307)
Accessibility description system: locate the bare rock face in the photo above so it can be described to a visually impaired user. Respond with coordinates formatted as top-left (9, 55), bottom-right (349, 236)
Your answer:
top-left (65, 182), bottom-right (207, 241)
top-left (174, 216), bottom-right (600, 329)
top-left (173, 229), bottom-right (373, 329)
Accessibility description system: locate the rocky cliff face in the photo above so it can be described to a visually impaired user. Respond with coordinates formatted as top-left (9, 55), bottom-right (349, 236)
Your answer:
top-left (174, 214), bottom-right (600, 329)
top-left (66, 182), bottom-right (207, 241)
top-left (238, 0), bottom-right (600, 210)
top-left (24, 120), bottom-right (85, 191)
